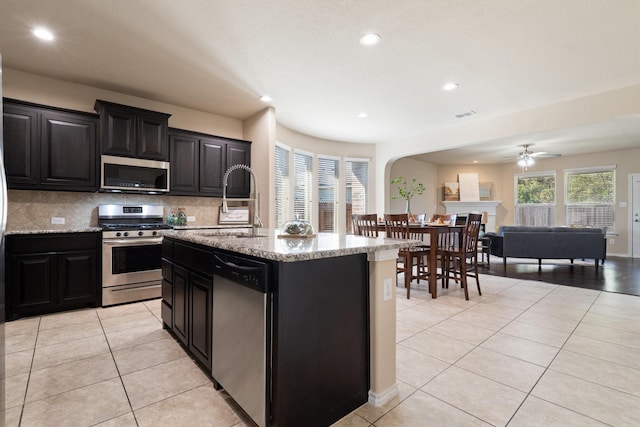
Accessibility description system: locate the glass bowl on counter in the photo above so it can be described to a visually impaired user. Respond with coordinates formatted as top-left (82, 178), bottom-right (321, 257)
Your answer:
top-left (281, 218), bottom-right (314, 236)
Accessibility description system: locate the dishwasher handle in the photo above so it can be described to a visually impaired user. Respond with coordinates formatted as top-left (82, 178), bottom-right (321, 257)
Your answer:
top-left (213, 253), bottom-right (269, 292)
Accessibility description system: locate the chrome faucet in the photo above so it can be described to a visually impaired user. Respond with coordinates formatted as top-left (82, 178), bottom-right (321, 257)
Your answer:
top-left (222, 164), bottom-right (262, 235)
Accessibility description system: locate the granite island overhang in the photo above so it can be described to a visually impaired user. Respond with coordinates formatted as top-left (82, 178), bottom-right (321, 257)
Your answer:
top-left (161, 228), bottom-right (415, 425)
top-left (162, 228), bottom-right (415, 262)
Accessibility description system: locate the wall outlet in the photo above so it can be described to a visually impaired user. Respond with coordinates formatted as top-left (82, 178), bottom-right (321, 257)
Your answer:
top-left (187, 216), bottom-right (196, 222)
top-left (609, 238), bottom-right (615, 245)
top-left (51, 217), bottom-right (65, 225)
top-left (383, 278), bottom-right (392, 301)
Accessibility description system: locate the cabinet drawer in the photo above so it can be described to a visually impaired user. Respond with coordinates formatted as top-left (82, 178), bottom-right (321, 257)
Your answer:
top-left (161, 258), bottom-right (173, 281)
top-left (174, 242), bottom-right (213, 276)
top-left (9, 233), bottom-right (100, 254)
top-left (162, 238), bottom-right (174, 259)
top-left (162, 279), bottom-right (173, 305)
top-left (161, 300), bottom-right (172, 328)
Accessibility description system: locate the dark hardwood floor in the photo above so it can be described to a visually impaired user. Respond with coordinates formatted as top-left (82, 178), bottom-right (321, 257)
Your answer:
top-left (480, 255), bottom-right (640, 297)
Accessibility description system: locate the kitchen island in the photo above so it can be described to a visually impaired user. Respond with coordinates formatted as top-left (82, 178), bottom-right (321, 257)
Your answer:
top-left (161, 228), bottom-right (409, 427)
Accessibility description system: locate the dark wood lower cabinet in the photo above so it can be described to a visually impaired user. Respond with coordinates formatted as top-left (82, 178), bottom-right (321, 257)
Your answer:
top-left (164, 242), bottom-right (214, 371)
top-left (6, 232), bottom-right (101, 320)
top-left (161, 237), bottom-right (369, 427)
top-left (188, 271), bottom-right (213, 368)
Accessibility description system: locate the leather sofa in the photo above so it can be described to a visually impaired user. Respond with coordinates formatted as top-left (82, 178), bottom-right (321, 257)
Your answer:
top-left (485, 226), bottom-right (607, 269)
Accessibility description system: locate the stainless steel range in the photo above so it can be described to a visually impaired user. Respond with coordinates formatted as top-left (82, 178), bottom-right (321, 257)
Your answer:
top-left (99, 204), bottom-right (171, 306)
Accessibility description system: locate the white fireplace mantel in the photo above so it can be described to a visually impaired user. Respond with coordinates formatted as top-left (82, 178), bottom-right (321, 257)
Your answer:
top-left (441, 201), bottom-right (502, 232)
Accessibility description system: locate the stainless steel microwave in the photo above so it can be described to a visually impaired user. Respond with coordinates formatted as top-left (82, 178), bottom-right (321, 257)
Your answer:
top-left (100, 155), bottom-right (170, 194)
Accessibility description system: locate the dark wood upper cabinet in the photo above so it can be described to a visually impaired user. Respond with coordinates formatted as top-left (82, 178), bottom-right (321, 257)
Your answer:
top-left (94, 99), bottom-right (171, 161)
top-left (169, 128), bottom-right (251, 197)
top-left (40, 110), bottom-right (97, 188)
top-left (200, 138), bottom-right (226, 194)
top-left (225, 140), bottom-right (251, 197)
top-left (2, 98), bottom-right (98, 191)
top-left (2, 102), bottom-right (40, 186)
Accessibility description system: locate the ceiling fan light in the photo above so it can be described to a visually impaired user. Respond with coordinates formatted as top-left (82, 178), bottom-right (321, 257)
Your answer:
top-left (517, 157), bottom-right (534, 167)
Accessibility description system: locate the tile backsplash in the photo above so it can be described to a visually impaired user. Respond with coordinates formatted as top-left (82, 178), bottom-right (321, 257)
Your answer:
top-left (7, 190), bottom-right (228, 231)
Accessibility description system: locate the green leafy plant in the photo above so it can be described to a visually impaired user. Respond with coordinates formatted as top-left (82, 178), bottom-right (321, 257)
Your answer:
top-left (391, 176), bottom-right (425, 200)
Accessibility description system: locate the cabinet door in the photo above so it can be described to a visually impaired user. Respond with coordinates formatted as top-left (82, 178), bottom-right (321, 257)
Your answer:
top-left (3, 102), bottom-right (40, 186)
top-left (99, 104), bottom-right (136, 157)
top-left (58, 250), bottom-right (97, 308)
top-left (9, 254), bottom-right (58, 318)
top-left (40, 111), bottom-right (98, 190)
top-left (226, 141), bottom-right (251, 197)
top-left (199, 138), bottom-right (225, 195)
top-left (189, 272), bottom-right (213, 369)
top-left (136, 111), bottom-right (169, 160)
top-left (172, 264), bottom-right (189, 346)
top-left (169, 132), bottom-right (199, 193)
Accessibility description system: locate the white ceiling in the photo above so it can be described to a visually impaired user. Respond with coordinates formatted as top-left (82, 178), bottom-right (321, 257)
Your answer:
top-left (1, 0), bottom-right (640, 163)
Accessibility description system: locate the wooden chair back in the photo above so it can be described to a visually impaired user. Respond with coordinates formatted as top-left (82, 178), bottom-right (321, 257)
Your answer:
top-left (352, 213), bottom-right (379, 237)
top-left (462, 213), bottom-right (483, 253)
top-left (383, 214), bottom-right (410, 239)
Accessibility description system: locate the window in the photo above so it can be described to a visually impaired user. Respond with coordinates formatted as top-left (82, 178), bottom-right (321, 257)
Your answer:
top-left (274, 143), bottom-right (290, 229)
top-left (346, 159), bottom-right (369, 233)
top-left (515, 172), bottom-right (556, 226)
top-left (293, 150), bottom-right (313, 222)
top-left (318, 156), bottom-right (339, 232)
top-left (565, 167), bottom-right (615, 230)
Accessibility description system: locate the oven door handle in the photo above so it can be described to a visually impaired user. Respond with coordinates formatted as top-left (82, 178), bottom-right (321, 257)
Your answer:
top-left (103, 238), bottom-right (163, 246)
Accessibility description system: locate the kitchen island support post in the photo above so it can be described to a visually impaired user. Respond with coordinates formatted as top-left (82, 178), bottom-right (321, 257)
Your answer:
top-left (367, 249), bottom-right (399, 406)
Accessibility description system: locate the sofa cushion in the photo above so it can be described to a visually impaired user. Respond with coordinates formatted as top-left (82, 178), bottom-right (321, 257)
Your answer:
top-left (498, 226), bottom-right (550, 235)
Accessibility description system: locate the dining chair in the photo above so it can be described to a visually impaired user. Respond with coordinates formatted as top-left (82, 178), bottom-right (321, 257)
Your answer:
top-left (352, 213), bottom-right (379, 237)
top-left (383, 213), bottom-right (429, 298)
top-left (440, 213), bottom-right (483, 300)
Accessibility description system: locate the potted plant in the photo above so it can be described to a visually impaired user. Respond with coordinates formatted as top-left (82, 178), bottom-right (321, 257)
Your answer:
top-left (391, 176), bottom-right (425, 221)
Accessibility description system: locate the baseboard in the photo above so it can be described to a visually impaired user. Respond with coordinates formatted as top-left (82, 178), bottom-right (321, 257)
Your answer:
top-left (368, 383), bottom-right (399, 407)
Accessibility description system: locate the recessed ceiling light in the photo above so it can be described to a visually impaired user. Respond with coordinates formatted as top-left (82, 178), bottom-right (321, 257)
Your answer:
top-left (259, 95), bottom-right (272, 103)
top-left (32, 26), bottom-right (55, 41)
top-left (357, 112), bottom-right (368, 118)
top-left (473, 160), bottom-right (478, 163)
top-left (442, 82), bottom-right (458, 91)
top-left (359, 33), bottom-right (381, 46)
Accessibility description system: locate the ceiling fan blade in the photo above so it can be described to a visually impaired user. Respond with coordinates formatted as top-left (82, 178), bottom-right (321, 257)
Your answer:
top-left (531, 151), bottom-right (561, 158)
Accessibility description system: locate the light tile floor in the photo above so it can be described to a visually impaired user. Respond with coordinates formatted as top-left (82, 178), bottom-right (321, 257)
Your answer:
top-left (4, 274), bottom-right (640, 426)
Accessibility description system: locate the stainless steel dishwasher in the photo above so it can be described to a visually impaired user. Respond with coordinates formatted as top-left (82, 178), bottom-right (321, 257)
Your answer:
top-left (212, 251), bottom-right (269, 427)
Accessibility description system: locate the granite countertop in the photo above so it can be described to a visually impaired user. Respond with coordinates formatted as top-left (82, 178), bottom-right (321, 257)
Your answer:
top-left (171, 224), bottom-right (251, 230)
top-left (162, 228), bottom-right (415, 262)
top-left (5, 227), bottom-right (103, 235)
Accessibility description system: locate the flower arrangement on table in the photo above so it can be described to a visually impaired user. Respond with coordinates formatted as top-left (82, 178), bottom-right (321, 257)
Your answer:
top-left (391, 176), bottom-right (425, 222)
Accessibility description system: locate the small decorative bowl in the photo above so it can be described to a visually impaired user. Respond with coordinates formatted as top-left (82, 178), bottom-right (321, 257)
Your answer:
top-left (282, 218), bottom-right (314, 236)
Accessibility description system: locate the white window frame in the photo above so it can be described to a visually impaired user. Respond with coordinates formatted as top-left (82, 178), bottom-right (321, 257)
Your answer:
top-left (345, 157), bottom-right (370, 233)
top-left (293, 149), bottom-right (314, 223)
top-left (317, 154), bottom-right (340, 232)
top-left (274, 142), bottom-right (291, 229)
top-left (564, 165), bottom-right (616, 231)
top-left (514, 171), bottom-right (556, 226)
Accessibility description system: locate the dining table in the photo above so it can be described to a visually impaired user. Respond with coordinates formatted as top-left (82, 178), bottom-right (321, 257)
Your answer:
top-left (377, 221), bottom-right (463, 299)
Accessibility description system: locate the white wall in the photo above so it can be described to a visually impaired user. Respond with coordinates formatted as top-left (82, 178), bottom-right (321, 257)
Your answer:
top-left (375, 85), bottom-right (640, 218)
top-left (4, 68), bottom-right (243, 138)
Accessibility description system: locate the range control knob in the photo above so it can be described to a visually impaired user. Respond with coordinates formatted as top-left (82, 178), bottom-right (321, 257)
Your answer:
top-left (138, 231), bottom-right (144, 237)
top-left (152, 231), bottom-right (158, 236)
top-left (124, 232), bottom-right (129, 237)
top-left (116, 232), bottom-right (122, 237)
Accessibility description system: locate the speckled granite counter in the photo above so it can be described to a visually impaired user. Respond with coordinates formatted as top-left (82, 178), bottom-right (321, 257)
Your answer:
top-left (171, 224), bottom-right (251, 231)
top-left (5, 227), bottom-right (103, 235)
top-left (162, 228), bottom-right (414, 262)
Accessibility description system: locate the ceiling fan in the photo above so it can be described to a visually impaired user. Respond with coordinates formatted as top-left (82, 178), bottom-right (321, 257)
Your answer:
top-left (517, 144), bottom-right (561, 169)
